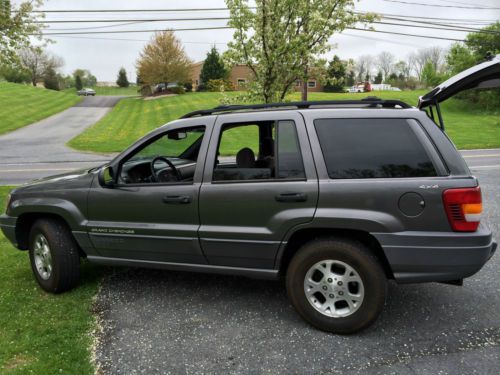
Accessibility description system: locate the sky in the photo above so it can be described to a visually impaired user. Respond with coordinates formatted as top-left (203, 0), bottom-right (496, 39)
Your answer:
top-left (17, 0), bottom-right (500, 82)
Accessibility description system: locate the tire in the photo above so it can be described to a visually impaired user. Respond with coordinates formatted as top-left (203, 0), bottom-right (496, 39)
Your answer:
top-left (286, 237), bottom-right (387, 334)
top-left (28, 218), bottom-right (81, 293)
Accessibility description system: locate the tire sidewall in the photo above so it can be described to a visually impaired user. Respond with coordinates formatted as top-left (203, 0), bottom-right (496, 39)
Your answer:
top-left (29, 221), bottom-right (61, 292)
top-left (287, 239), bottom-right (387, 334)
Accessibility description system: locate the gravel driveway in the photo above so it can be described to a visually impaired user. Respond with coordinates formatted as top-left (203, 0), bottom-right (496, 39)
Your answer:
top-left (93, 168), bottom-right (499, 375)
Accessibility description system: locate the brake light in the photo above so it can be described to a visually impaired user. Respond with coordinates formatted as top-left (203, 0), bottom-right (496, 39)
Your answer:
top-left (442, 187), bottom-right (482, 232)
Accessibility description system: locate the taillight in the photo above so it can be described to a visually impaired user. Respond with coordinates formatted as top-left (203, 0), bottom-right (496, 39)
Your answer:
top-left (443, 187), bottom-right (482, 232)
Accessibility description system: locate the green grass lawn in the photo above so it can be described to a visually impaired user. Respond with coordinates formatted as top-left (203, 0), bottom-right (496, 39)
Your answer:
top-left (63, 85), bottom-right (140, 96)
top-left (0, 82), bottom-right (82, 135)
top-left (0, 187), bottom-right (99, 374)
top-left (69, 90), bottom-right (500, 154)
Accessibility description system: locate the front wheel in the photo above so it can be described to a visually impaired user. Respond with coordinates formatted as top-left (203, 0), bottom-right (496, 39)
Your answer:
top-left (286, 238), bottom-right (387, 334)
top-left (28, 218), bottom-right (81, 293)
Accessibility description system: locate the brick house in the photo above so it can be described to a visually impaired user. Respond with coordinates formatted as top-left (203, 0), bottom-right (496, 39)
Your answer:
top-left (190, 61), bottom-right (323, 92)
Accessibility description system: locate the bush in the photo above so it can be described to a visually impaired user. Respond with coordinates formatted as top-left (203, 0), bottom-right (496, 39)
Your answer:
top-left (169, 86), bottom-right (185, 95)
top-left (139, 84), bottom-right (152, 97)
top-left (183, 82), bottom-right (193, 92)
top-left (43, 68), bottom-right (60, 91)
top-left (207, 79), bottom-right (234, 92)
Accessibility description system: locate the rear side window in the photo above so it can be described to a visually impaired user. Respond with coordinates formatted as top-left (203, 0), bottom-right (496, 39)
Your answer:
top-left (314, 118), bottom-right (437, 179)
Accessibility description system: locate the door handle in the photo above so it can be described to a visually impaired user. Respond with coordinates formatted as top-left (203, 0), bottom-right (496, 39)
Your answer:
top-left (275, 192), bottom-right (307, 202)
top-left (163, 195), bottom-right (192, 204)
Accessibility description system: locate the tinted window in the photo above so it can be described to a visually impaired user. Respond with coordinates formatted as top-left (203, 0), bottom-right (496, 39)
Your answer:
top-left (314, 118), bottom-right (437, 179)
top-left (277, 120), bottom-right (305, 179)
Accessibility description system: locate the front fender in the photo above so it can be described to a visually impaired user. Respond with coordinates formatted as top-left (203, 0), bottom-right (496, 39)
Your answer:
top-left (9, 197), bottom-right (88, 231)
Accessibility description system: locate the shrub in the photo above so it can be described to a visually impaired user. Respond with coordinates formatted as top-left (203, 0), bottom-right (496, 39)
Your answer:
top-left (168, 86), bottom-right (185, 95)
top-left (139, 84), bottom-right (152, 97)
top-left (207, 78), bottom-right (234, 92)
top-left (183, 82), bottom-right (193, 92)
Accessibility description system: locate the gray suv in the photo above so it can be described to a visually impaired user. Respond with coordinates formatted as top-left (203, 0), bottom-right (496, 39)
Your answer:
top-left (1, 56), bottom-right (498, 333)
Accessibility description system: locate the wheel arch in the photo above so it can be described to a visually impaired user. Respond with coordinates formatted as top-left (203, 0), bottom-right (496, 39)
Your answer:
top-left (15, 212), bottom-right (79, 252)
top-left (276, 227), bottom-right (394, 279)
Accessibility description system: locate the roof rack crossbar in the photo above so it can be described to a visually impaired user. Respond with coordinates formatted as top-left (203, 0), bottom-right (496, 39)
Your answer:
top-left (180, 98), bottom-right (412, 119)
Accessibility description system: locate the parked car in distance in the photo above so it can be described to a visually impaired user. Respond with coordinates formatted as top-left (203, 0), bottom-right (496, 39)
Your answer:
top-left (1, 55), bottom-right (498, 334)
top-left (77, 88), bottom-right (96, 96)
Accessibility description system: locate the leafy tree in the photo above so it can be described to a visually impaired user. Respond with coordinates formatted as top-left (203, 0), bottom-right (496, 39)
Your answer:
top-left (394, 60), bottom-right (410, 80)
top-left (421, 61), bottom-right (444, 87)
top-left (323, 55), bottom-right (346, 92)
top-left (373, 71), bottom-right (383, 84)
top-left (73, 69), bottom-right (96, 87)
top-left (465, 22), bottom-right (500, 60)
top-left (75, 75), bottom-right (83, 90)
top-left (225, 0), bottom-right (376, 102)
top-left (18, 47), bottom-right (63, 86)
top-left (446, 43), bottom-right (476, 75)
top-left (0, 62), bottom-right (30, 83)
top-left (200, 47), bottom-right (227, 88)
top-left (116, 67), bottom-right (130, 87)
top-left (0, 0), bottom-right (45, 65)
top-left (43, 67), bottom-right (59, 90)
top-left (136, 31), bottom-right (192, 86)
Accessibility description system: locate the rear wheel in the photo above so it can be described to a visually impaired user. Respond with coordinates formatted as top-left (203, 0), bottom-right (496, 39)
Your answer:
top-left (28, 218), bottom-right (81, 293)
top-left (286, 238), bottom-right (387, 333)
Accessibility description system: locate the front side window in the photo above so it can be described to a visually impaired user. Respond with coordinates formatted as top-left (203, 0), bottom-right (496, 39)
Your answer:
top-left (119, 126), bottom-right (205, 184)
top-left (308, 80), bottom-right (316, 88)
top-left (314, 118), bottom-right (437, 179)
top-left (213, 120), bottom-right (305, 182)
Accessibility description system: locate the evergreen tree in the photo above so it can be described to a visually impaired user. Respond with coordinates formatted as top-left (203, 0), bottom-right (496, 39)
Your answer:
top-left (116, 67), bottom-right (130, 87)
top-left (323, 55), bottom-right (347, 93)
top-left (374, 70), bottom-right (383, 84)
top-left (75, 74), bottom-right (83, 90)
top-left (200, 47), bottom-right (227, 88)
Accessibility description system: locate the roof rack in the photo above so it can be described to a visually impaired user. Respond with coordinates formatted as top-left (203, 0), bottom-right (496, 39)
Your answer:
top-left (180, 97), bottom-right (412, 119)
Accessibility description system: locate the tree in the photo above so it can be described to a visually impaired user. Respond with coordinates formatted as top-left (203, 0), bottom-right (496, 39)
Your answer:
top-left (73, 69), bottom-right (96, 87)
top-left (446, 43), bottom-right (476, 75)
top-left (75, 75), bottom-right (83, 90)
top-left (18, 47), bottom-right (63, 86)
top-left (0, 0), bottom-right (44, 65)
top-left (355, 55), bottom-right (372, 82)
top-left (116, 67), bottom-right (130, 87)
top-left (465, 22), bottom-right (500, 60)
top-left (323, 55), bottom-right (346, 92)
top-left (136, 31), bottom-right (192, 86)
top-left (410, 47), bottom-right (444, 81)
top-left (373, 70), bottom-right (383, 84)
top-left (225, 0), bottom-right (376, 103)
top-left (0, 62), bottom-right (30, 83)
top-left (394, 60), bottom-right (410, 80)
top-left (421, 61), bottom-right (443, 88)
top-left (200, 47), bottom-right (227, 88)
top-left (376, 51), bottom-right (394, 81)
top-left (43, 67), bottom-right (59, 90)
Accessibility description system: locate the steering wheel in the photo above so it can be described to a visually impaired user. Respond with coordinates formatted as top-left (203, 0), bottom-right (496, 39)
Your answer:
top-left (150, 156), bottom-right (182, 182)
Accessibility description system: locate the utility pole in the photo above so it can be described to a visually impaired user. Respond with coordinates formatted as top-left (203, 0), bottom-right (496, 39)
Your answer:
top-left (301, 0), bottom-right (310, 102)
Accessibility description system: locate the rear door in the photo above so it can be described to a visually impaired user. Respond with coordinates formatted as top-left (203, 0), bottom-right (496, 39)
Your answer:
top-left (198, 111), bottom-right (318, 269)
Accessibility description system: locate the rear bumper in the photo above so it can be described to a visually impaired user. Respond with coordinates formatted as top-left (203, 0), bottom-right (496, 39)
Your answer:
top-left (373, 224), bottom-right (496, 283)
top-left (0, 214), bottom-right (18, 247)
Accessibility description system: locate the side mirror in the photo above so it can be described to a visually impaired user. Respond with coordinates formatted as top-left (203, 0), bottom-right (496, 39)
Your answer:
top-left (98, 166), bottom-right (115, 188)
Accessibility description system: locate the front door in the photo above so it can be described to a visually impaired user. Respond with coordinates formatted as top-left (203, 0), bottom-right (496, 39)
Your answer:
top-left (87, 121), bottom-right (212, 263)
top-left (199, 112), bottom-right (319, 269)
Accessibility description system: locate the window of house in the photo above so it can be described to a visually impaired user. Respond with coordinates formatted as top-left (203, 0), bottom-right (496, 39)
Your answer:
top-left (308, 80), bottom-right (316, 88)
top-left (314, 118), bottom-right (437, 179)
top-left (237, 79), bottom-right (246, 86)
top-left (213, 120), bottom-right (305, 182)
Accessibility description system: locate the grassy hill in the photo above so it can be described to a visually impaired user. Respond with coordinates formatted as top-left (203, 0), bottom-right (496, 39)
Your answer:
top-left (69, 90), bottom-right (500, 153)
top-left (0, 82), bottom-right (82, 135)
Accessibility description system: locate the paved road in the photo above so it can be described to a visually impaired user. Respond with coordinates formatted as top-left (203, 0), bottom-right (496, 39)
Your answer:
top-left (0, 96), bottom-right (122, 185)
top-left (93, 167), bottom-right (499, 374)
